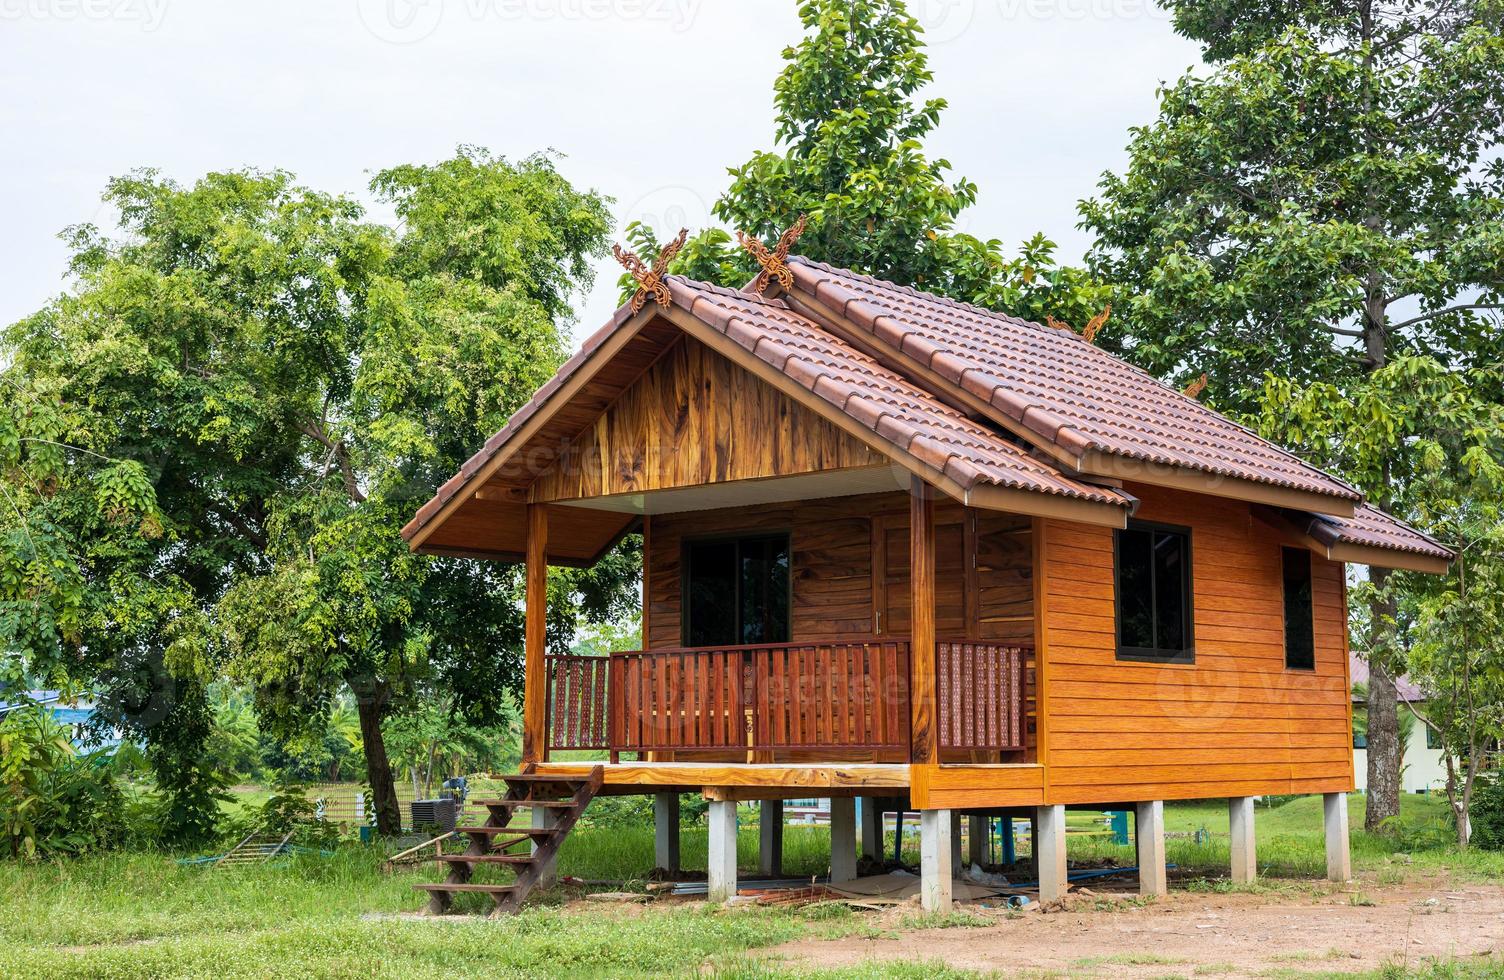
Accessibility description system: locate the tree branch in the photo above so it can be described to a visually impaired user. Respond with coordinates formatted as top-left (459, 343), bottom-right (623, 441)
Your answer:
top-left (300, 421), bottom-right (366, 504)
top-left (1389, 303), bottom-right (1504, 332)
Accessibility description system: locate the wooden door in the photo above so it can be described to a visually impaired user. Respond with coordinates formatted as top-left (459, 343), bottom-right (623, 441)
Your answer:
top-left (873, 514), bottom-right (968, 638)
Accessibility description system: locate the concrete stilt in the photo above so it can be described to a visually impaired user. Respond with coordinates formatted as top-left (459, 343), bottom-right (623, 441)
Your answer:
top-left (653, 792), bottom-right (680, 874)
top-left (531, 804), bottom-right (560, 887)
top-left (859, 797), bottom-right (882, 861)
top-left (1228, 796), bottom-right (1256, 883)
top-left (1135, 800), bottom-right (1167, 898)
top-left (1324, 792), bottom-right (1351, 882)
top-left (829, 797), bottom-right (857, 882)
top-left (920, 809), bottom-right (954, 912)
top-left (1036, 804), bottom-right (1067, 901)
top-left (758, 800), bottom-right (783, 876)
top-left (707, 800), bottom-right (738, 903)
top-left (967, 814), bottom-right (987, 867)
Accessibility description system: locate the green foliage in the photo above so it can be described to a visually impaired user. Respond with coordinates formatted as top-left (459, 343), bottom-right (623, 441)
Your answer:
top-left (0, 703), bottom-right (125, 858)
top-left (1470, 773), bottom-right (1504, 850)
top-left (622, 0), bottom-right (1106, 328)
top-left (1082, 1), bottom-right (1504, 406)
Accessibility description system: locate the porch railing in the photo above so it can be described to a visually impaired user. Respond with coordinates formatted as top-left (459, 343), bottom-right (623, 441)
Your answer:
top-left (937, 641), bottom-right (1029, 753)
top-left (544, 653), bottom-right (611, 752)
top-left (544, 638), bottom-right (1031, 759)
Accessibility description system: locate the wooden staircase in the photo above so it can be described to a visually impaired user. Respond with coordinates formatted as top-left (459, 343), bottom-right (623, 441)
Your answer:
top-left (414, 767), bottom-right (602, 916)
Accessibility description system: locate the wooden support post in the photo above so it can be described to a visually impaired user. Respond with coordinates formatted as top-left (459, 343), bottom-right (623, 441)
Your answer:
top-left (950, 811), bottom-right (963, 876)
top-left (758, 800), bottom-right (783, 877)
top-left (1136, 800), bottom-right (1167, 898)
top-left (967, 814), bottom-right (987, 868)
top-left (909, 477), bottom-right (937, 765)
top-left (1229, 796), bottom-right (1256, 884)
top-left (707, 799), bottom-right (738, 903)
top-left (859, 797), bottom-right (882, 861)
top-left (531, 805), bottom-right (560, 888)
top-left (1324, 792), bottom-right (1351, 882)
top-left (522, 504), bottom-right (548, 764)
top-left (919, 809), bottom-right (953, 913)
top-left (1036, 805), bottom-right (1067, 902)
top-left (654, 791), bottom-right (680, 874)
top-left (829, 797), bottom-right (857, 883)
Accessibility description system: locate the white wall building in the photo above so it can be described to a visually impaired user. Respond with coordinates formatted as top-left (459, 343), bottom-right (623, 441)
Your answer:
top-left (1351, 655), bottom-right (1448, 795)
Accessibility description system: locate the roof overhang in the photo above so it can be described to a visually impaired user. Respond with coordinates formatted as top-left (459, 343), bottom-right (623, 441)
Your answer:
top-left (1251, 505), bottom-right (1453, 574)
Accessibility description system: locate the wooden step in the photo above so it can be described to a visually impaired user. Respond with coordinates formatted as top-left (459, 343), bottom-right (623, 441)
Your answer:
top-left (476, 799), bottom-right (579, 809)
top-left (414, 882), bottom-right (518, 895)
top-left (500, 773), bottom-right (589, 784)
top-left (457, 825), bottom-right (555, 837)
top-left (434, 854), bottom-right (534, 865)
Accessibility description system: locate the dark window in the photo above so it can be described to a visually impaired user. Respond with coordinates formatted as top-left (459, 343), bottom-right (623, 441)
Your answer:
top-left (683, 534), bottom-right (790, 647)
top-left (1114, 521), bottom-right (1193, 663)
top-left (1425, 722), bottom-right (1442, 750)
top-left (1282, 547), bottom-right (1315, 670)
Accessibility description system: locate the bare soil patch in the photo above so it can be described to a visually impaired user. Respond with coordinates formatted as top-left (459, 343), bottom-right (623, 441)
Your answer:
top-left (760, 876), bottom-right (1504, 977)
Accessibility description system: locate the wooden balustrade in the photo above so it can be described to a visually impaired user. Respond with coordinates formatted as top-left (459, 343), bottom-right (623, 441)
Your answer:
top-left (546, 637), bottom-right (1031, 760)
top-left (936, 641), bottom-right (1030, 752)
top-left (545, 654), bottom-right (611, 751)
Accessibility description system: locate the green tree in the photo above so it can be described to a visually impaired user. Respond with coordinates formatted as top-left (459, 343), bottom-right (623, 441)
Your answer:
top-left (1082, 0), bottom-right (1504, 830)
top-left (623, 0), bottom-right (1106, 328)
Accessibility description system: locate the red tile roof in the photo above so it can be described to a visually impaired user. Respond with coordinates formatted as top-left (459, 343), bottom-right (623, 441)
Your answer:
top-left (663, 277), bottom-right (1128, 509)
top-left (1305, 505), bottom-right (1453, 562)
top-left (786, 258), bottom-right (1363, 505)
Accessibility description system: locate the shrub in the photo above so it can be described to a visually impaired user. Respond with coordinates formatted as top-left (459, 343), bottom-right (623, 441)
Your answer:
top-left (0, 703), bottom-right (126, 858)
top-left (1470, 773), bottom-right (1504, 850)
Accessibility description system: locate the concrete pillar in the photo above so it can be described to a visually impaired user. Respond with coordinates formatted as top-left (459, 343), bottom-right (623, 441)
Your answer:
top-left (653, 792), bottom-right (680, 874)
top-left (1324, 792), bottom-right (1351, 882)
top-left (829, 797), bottom-right (857, 882)
top-left (531, 804), bottom-right (559, 887)
top-left (1135, 800), bottom-right (1167, 898)
top-left (1229, 796), bottom-right (1256, 884)
top-left (707, 800), bottom-right (738, 903)
top-left (859, 798), bottom-right (882, 861)
top-left (967, 814), bottom-right (987, 867)
top-left (919, 809), bottom-right (954, 913)
top-left (1036, 804), bottom-right (1067, 901)
top-left (758, 800), bottom-right (783, 877)
top-left (949, 811), bottom-right (963, 876)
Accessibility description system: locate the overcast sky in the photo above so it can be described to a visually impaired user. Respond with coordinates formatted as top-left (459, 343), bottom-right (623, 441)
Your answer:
top-left (1, 0), bottom-right (1200, 346)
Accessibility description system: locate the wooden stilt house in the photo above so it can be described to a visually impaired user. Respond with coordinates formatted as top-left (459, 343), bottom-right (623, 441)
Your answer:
top-left (401, 239), bottom-right (1453, 913)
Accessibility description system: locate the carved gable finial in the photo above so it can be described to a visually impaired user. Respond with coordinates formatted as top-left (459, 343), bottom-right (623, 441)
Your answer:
top-left (614, 228), bottom-right (689, 314)
top-left (1082, 305), bottom-right (1110, 344)
top-left (1183, 373), bottom-right (1209, 400)
top-left (737, 214), bottom-right (809, 293)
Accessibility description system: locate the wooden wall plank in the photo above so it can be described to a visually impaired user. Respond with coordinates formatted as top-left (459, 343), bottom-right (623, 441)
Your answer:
top-left (1040, 483), bottom-right (1353, 804)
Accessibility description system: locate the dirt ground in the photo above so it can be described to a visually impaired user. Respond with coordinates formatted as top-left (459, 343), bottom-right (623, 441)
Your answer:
top-left (760, 876), bottom-right (1504, 977)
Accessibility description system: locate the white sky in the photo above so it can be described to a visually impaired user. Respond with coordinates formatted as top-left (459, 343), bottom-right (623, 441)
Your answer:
top-left (0, 0), bottom-right (1200, 347)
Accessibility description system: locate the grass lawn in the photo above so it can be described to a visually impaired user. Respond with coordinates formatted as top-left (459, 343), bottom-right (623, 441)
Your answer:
top-left (1, 794), bottom-right (1500, 978)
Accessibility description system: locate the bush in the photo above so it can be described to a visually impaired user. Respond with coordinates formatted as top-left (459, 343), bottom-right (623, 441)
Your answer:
top-left (0, 704), bottom-right (126, 858)
top-left (1470, 773), bottom-right (1504, 850)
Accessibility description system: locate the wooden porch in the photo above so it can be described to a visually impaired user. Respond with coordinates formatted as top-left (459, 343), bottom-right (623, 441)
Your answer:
top-left (544, 637), bottom-right (1032, 766)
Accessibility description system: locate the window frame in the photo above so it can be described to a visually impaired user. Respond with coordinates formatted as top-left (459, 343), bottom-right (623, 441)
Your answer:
top-left (679, 531), bottom-right (793, 648)
top-left (1113, 519), bottom-right (1196, 665)
top-left (1281, 546), bottom-right (1317, 672)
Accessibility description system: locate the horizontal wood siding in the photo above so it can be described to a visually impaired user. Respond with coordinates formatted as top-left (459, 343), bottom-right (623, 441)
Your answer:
top-left (532, 335), bottom-right (884, 503)
top-left (1041, 484), bottom-right (1352, 803)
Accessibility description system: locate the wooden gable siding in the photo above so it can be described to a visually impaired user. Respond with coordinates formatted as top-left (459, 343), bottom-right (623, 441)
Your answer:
top-left (1038, 484), bottom-right (1352, 804)
top-left (531, 335), bottom-right (885, 504)
top-left (645, 493), bottom-right (1033, 649)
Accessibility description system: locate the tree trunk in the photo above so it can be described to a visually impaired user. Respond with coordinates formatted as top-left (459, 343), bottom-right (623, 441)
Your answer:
top-left (353, 683), bottom-right (401, 836)
top-left (1364, 567), bottom-right (1402, 832)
